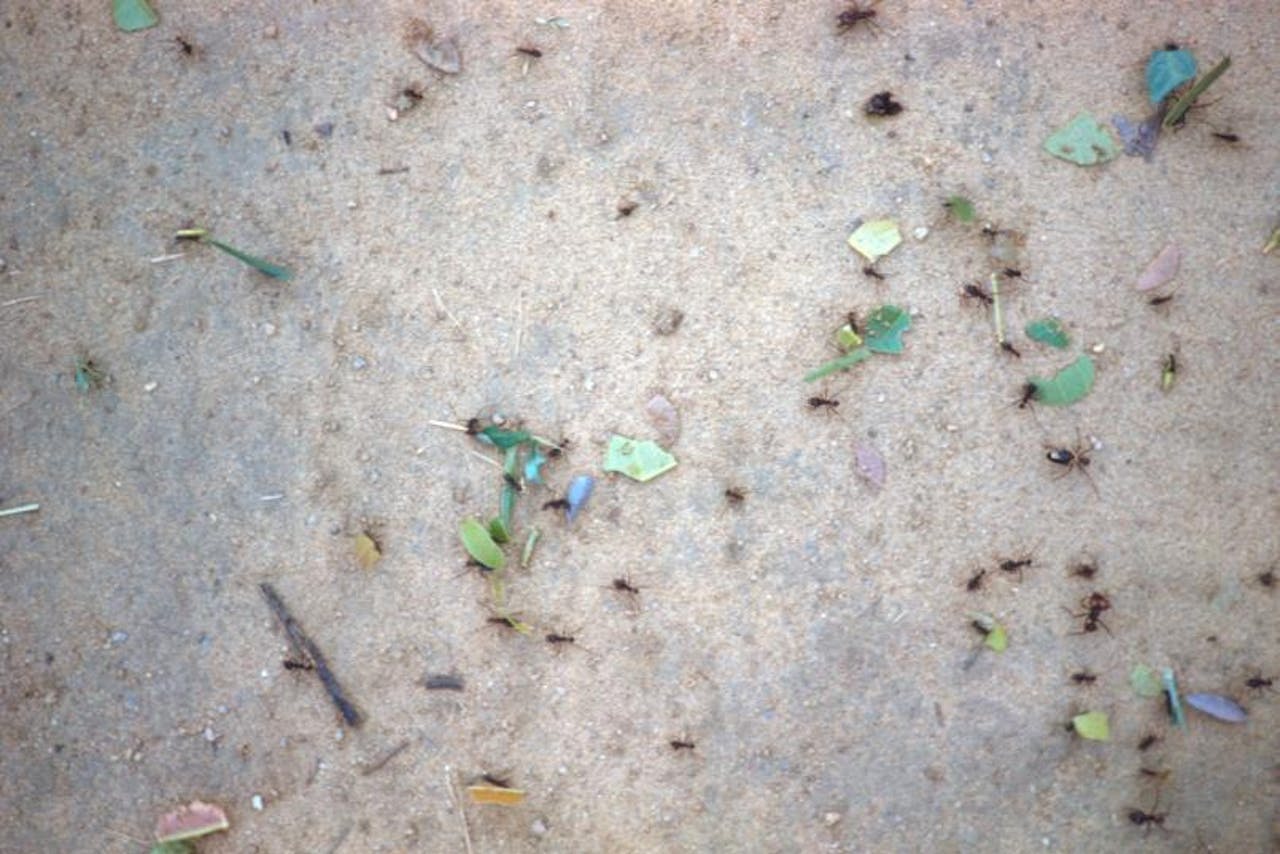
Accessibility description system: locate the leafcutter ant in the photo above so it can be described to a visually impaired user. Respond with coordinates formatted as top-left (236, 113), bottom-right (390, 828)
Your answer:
top-left (999, 340), bottom-right (1022, 359)
top-left (960, 282), bottom-right (993, 306)
top-left (1148, 294), bottom-right (1175, 306)
top-left (1015, 381), bottom-right (1038, 410)
top-left (1211, 131), bottom-right (1240, 143)
top-left (1245, 675), bottom-right (1274, 693)
top-left (515, 45), bottom-right (543, 58)
top-left (542, 498), bottom-right (571, 511)
top-left (669, 738), bottom-right (696, 751)
top-left (807, 395), bottom-right (840, 413)
top-left (1137, 733), bottom-right (1160, 751)
top-left (836, 1), bottom-right (879, 33)
top-left (283, 658), bottom-right (314, 671)
top-left (724, 486), bottom-right (747, 506)
top-left (965, 569), bottom-right (987, 592)
top-left (865, 91), bottom-right (903, 117)
top-left (862, 265), bottom-right (886, 280)
top-left (1070, 671), bottom-right (1098, 685)
top-left (1069, 562), bottom-right (1099, 580)
top-left (1068, 591), bottom-right (1112, 635)
top-left (1128, 802), bottom-right (1168, 834)
top-left (1045, 432), bottom-right (1098, 495)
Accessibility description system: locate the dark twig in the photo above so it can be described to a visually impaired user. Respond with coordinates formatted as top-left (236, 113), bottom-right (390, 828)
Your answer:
top-left (360, 739), bottom-right (411, 776)
top-left (259, 582), bottom-right (363, 726)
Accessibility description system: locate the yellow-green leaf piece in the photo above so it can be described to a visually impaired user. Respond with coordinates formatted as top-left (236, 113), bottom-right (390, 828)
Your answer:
top-left (847, 220), bottom-right (902, 263)
top-left (603, 435), bottom-right (677, 482)
top-left (353, 532), bottom-right (382, 570)
top-left (1044, 112), bottom-right (1119, 166)
top-left (460, 519), bottom-right (505, 570)
top-left (1030, 355), bottom-right (1095, 407)
top-left (984, 623), bottom-right (1007, 652)
top-left (1071, 710), bottom-right (1110, 741)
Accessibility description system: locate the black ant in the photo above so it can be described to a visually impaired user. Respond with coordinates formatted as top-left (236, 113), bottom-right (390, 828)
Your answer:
top-left (175, 35), bottom-right (195, 55)
top-left (842, 312), bottom-right (861, 336)
top-left (485, 614), bottom-right (530, 635)
top-left (1148, 294), bottom-right (1175, 306)
top-left (669, 739), bottom-right (696, 751)
top-left (864, 91), bottom-right (903, 117)
top-left (282, 658), bottom-right (314, 671)
top-left (542, 498), bottom-right (571, 511)
top-left (1070, 671), bottom-right (1098, 685)
top-left (999, 340), bottom-right (1022, 359)
top-left (999, 267), bottom-right (1023, 279)
top-left (1256, 569), bottom-right (1275, 589)
top-left (965, 569), bottom-right (987, 592)
top-left (1211, 131), bottom-right (1241, 143)
top-left (607, 576), bottom-right (641, 596)
top-left (515, 45), bottom-right (543, 58)
top-left (616, 200), bottom-right (638, 218)
top-left (546, 437), bottom-right (570, 458)
top-left (1137, 733), bottom-right (1160, 751)
top-left (1068, 591), bottom-right (1112, 635)
top-left (1245, 675), bottom-right (1274, 693)
top-left (480, 773), bottom-right (514, 788)
top-left (1015, 381), bottom-right (1038, 410)
top-left (464, 417), bottom-right (484, 435)
top-left (997, 551), bottom-right (1035, 582)
top-left (1045, 434), bottom-right (1098, 494)
top-left (502, 472), bottom-right (523, 492)
top-left (724, 486), bottom-right (747, 506)
top-left (1128, 803), bottom-right (1168, 834)
top-left (545, 632), bottom-right (576, 646)
top-left (862, 265), bottom-right (886, 280)
top-left (1069, 562), bottom-right (1099, 580)
top-left (807, 395), bottom-right (840, 413)
top-left (960, 282), bottom-right (993, 306)
top-left (836, 1), bottom-right (879, 33)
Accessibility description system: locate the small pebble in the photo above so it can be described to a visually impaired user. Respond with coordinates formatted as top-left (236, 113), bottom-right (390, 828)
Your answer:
top-left (262, 322), bottom-right (276, 336)
top-left (251, 794), bottom-right (264, 811)
top-left (143, 381), bottom-right (158, 393)
top-left (1090, 342), bottom-right (1105, 354)
top-left (263, 24), bottom-right (278, 39)
top-left (913, 226), bottom-right (929, 241)
top-left (351, 355), bottom-right (368, 370)
top-left (823, 812), bottom-right (842, 827)
top-left (530, 818), bottom-right (548, 836)
top-left (314, 121), bottom-right (334, 138)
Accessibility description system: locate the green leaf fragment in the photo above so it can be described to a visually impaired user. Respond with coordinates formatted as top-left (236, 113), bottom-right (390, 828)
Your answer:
top-left (945, 196), bottom-right (976, 223)
top-left (835, 324), bottom-right (863, 352)
top-left (603, 435), bottom-right (677, 482)
top-left (1024, 317), bottom-right (1069, 349)
top-left (459, 519), bottom-right (505, 570)
top-left (1044, 112), bottom-right (1119, 166)
top-left (863, 304), bottom-right (911, 354)
top-left (1146, 48), bottom-right (1197, 104)
top-left (114, 0), bottom-right (159, 31)
top-left (1030, 355), bottom-right (1095, 407)
top-left (488, 516), bottom-right (511, 545)
top-left (204, 238), bottom-right (293, 281)
top-left (984, 623), bottom-right (1008, 652)
top-left (1162, 56), bottom-right (1231, 130)
top-left (1071, 711), bottom-right (1110, 741)
top-left (478, 426), bottom-right (532, 449)
top-left (804, 346), bottom-right (871, 382)
top-left (151, 843), bottom-right (195, 854)
top-left (847, 220), bottom-right (902, 263)
top-left (521, 527), bottom-right (541, 568)
top-left (1130, 664), bottom-right (1162, 698)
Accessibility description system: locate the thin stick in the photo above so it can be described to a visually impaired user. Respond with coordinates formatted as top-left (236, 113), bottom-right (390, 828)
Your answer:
top-left (990, 272), bottom-right (1006, 345)
top-left (259, 583), bottom-right (362, 727)
top-left (447, 771), bottom-right (475, 854)
top-left (467, 450), bottom-right (503, 470)
top-left (513, 289), bottom-right (524, 359)
top-left (0, 503), bottom-right (39, 518)
top-left (427, 419), bottom-right (470, 432)
top-left (432, 288), bottom-right (464, 330)
top-left (376, 166), bottom-right (410, 175)
top-left (148, 253), bottom-right (187, 264)
top-left (360, 739), bottom-right (411, 776)
top-left (0, 296), bottom-right (40, 308)
top-left (1163, 56), bottom-right (1231, 129)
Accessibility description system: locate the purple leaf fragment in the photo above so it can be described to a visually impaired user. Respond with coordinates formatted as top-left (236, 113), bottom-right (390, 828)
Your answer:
top-left (644, 394), bottom-right (680, 447)
top-left (1136, 243), bottom-right (1182, 291)
top-left (565, 474), bottom-right (595, 523)
top-left (1111, 113), bottom-right (1161, 161)
top-left (854, 442), bottom-right (886, 491)
top-left (1184, 692), bottom-right (1247, 723)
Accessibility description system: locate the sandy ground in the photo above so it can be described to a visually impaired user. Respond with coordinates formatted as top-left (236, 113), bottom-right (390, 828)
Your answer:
top-left (2, 2), bottom-right (1278, 852)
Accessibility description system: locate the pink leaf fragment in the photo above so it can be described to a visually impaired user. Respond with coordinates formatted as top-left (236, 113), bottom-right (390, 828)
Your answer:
top-left (1136, 243), bottom-right (1181, 291)
top-left (155, 800), bottom-right (230, 843)
top-left (645, 394), bottom-right (680, 447)
top-left (854, 442), bottom-right (886, 491)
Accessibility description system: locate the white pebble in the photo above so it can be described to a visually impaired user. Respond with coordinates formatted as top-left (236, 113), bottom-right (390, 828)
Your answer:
top-left (143, 381), bottom-right (158, 392)
top-left (262, 322), bottom-right (276, 336)
top-left (251, 794), bottom-right (264, 811)
top-left (1090, 342), bottom-right (1105, 354)
top-left (823, 812), bottom-right (842, 827)
top-left (531, 819), bottom-right (548, 836)
top-left (913, 226), bottom-right (929, 241)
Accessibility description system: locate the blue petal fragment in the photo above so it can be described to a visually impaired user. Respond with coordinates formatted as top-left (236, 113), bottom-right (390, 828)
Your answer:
top-left (565, 474), bottom-right (595, 523)
top-left (1185, 692), bottom-right (1247, 723)
top-left (524, 448), bottom-right (548, 485)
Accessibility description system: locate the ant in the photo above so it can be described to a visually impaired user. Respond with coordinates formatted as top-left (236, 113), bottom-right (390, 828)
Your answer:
top-left (999, 267), bottom-right (1023, 279)
top-left (842, 312), bottom-right (861, 336)
top-left (1068, 591), bottom-right (1112, 635)
top-left (502, 472), bottom-right (523, 492)
top-left (485, 614), bottom-right (532, 635)
top-left (175, 35), bottom-right (196, 56)
top-left (1070, 671), bottom-right (1098, 685)
top-left (669, 739), bottom-right (696, 751)
top-left (864, 91), bottom-right (903, 117)
top-left (862, 265), bottom-right (886, 280)
top-left (1137, 733), bottom-right (1160, 751)
top-left (545, 632), bottom-right (576, 646)
top-left (1148, 293), bottom-right (1175, 306)
top-left (1211, 131), bottom-right (1241, 143)
top-left (479, 772), bottom-right (514, 788)
top-left (1015, 381), bottom-right (1038, 410)
top-left (1256, 569), bottom-right (1275, 589)
top-left (464, 417), bottom-right (484, 435)
top-left (1245, 675), bottom-right (1274, 693)
top-left (616, 200), bottom-right (638, 218)
top-left (836, 1), bottom-right (879, 33)
top-left (515, 45), bottom-right (543, 58)
top-left (1139, 767), bottom-right (1171, 782)
top-left (282, 658), bottom-right (314, 671)
top-left (965, 569), bottom-right (987, 592)
top-left (542, 498), bottom-right (571, 511)
top-left (999, 340), bottom-right (1022, 359)
top-left (997, 550), bottom-right (1036, 582)
top-left (960, 282), bottom-right (993, 306)
top-left (1069, 562), bottom-right (1099, 580)
top-left (1045, 433), bottom-right (1099, 494)
top-left (1128, 802), bottom-right (1168, 834)
top-left (724, 486), bottom-right (747, 505)
top-left (807, 395), bottom-right (840, 413)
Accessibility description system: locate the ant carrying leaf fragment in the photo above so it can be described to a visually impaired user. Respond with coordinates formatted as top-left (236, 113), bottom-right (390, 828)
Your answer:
top-left (175, 228), bottom-right (293, 281)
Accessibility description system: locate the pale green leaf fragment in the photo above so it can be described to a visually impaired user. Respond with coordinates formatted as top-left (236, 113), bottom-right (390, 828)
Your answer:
top-left (835, 324), bottom-right (863, 352)
top-left (151, 843), bottom-right (195, 854)
top-left (1044, 112), bottom-right (1119, 166)
top-left (847, 220), bottom-right (902, 263)
top-left (1030, 355), bottom-right (1095, 406)
top-left (114, 0), bottom-right (158, 31)
top-left (1025, 317), bottom-right (1069, 349)
top-left (460, 518), bottom-right (505, 570)
top-left (1072, 711), bottom-right (1110, 741)
top-left (804, 346), bottom-right (871, 382)
top-left (945, 196), bottom-right (976, 223)
top-left (521, 527), bottom-right (541, 568)
top-left (1130, 664), bottom-right (1162, 698)
top-left (984, 623), bottom-right (1007, 652)
top-left (863, 304), bottom-right (910, 354)
top-left (603, 436), bottom-right (677, 482)
top-left (488, 516), bottom-right (511, 545)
